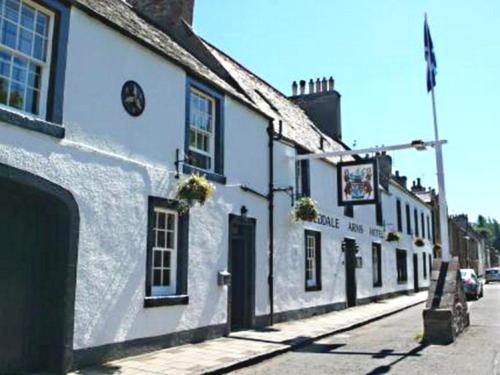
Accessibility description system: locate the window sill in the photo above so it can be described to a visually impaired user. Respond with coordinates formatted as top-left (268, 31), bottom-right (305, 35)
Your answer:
top-left (0, 107), bottom-right (64, 139)
top-left (144, 294), bottom-right (189, 308)
top-left (182, 164), bottom-right (226, 184)
top-left (373, 283), bottom-right (383, 288)
top-left (305, 286), bottom-right (322, 292)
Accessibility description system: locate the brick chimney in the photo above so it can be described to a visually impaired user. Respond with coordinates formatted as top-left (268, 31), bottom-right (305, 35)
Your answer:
top-left (393, 170), bottom-right (407, 189)
top-left (129, 0), bottom-right (195, 27)
top-left (289, 76), bottom-right (342, 141)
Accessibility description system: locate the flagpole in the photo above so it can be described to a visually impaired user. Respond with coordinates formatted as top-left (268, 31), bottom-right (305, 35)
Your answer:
top-left (425, 14), bottom-right (450, 261)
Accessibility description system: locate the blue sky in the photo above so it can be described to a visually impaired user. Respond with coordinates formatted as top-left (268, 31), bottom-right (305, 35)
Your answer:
top-left (194, 0), bottom-right (500, 222)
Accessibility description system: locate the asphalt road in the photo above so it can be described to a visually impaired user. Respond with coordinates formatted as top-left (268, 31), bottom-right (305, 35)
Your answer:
top-left (232, 284), bottom-right (500, 375)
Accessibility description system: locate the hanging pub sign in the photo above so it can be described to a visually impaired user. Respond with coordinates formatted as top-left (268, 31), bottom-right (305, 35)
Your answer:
top-left (337, 158), bottom-right (379, 206)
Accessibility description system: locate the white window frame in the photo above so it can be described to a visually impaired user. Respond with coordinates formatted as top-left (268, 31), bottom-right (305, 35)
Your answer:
top-left (188, 87), bottom-right (216, 172)
top-left (306, 233), bottom-right (317, 288)
top-left (151, 207), bottom-right (178, 297)
top-left (0, 0), bottom-right (54, 118)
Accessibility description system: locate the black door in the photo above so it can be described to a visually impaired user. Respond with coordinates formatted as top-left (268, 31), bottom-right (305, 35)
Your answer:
top-left (228, 214), bottom-right (256, 331)
top-left (344, 238), bottom-right (357, 308)
top-left (0, 180), bottom-right (73, 374)
top-left (413, 253), bottom-right (420, 292)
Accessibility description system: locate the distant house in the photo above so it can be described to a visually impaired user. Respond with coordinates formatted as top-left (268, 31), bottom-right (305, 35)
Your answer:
top-left (0, 0), bottom-right (434, 373)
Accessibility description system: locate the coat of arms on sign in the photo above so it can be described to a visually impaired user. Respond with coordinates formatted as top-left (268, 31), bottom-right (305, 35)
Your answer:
top-left (337, 159), bottom-right (379, 206)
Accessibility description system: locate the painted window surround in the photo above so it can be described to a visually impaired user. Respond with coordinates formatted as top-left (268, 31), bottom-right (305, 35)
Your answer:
top-left (0, 0), bottom-right (68, 138)
top-left (304, 229), bottom-right (322, 292)
top-left (144, 197), bottom-right (189, 308)
top-left (183, 77), bottom-right (225, 184)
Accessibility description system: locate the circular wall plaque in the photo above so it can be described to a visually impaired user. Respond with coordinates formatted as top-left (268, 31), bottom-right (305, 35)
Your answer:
top-left (121, 81), bottom-right (145, 117)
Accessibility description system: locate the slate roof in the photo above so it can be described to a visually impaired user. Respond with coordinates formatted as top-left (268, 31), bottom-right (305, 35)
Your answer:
top-left (203, 42), bottom-right (352, 162)
top-left (73, 0), bottom-right (351, 162)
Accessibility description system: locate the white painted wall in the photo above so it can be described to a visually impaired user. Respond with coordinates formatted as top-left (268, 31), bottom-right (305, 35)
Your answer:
top-left (271, 143), bottom-right (434, 314)
top-left (0, 7), bottom-right (270, 351)
top-left (0, 5), bottom-right (436, 357)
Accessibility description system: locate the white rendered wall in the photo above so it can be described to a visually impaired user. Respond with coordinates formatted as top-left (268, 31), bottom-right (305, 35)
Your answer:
top-left (272, 142), bottom-right (433, 315)
top-left (0, 7), bottom-right (270, 351)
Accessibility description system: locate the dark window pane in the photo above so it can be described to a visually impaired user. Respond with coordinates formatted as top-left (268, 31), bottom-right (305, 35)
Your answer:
top-left (5, 0), bottom-right (19, 22)
top-left (157, 230), bottom-right (166, 248)
top-left (36, 12), bottom-right (48, 36)
top-left (162, 270), bottom-right (170, 286)
top-left (188, 150), bottom-right (211, 170)
top-left (163, 252), bottom-right (170, 268)
top-left (167, 214), bottom-right (175, 231)
top-left (0, 78), bottom-right (8, 104)
top-left (153, 270), bottom-right (162, 286)
top-left (157, 211), bottom-right (166, 229)
top-left (21, 3), bottom-right (35, 30)
top-left (153, 251), bottom-right (161, 267)
top-left (18, 28), bottom-right (33, 55)
top-left (25, 87), bottom-right (38, 114)
top-left (12, 62), bottom-right (26, 83)
top-left (0, 55), bottom-right (10, 77)
top-left (33, 34), bottom-right (45, 61)
top-left (2, 20), bottom-right (18, 49)
top-left (166, 231), bottom-right (174, 249)
top-left (9, 81), bottom-right (24, 109)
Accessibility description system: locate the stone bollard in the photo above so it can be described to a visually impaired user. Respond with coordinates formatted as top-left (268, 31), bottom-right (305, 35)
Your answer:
top-left (423, 257), bottom-right (470, 344)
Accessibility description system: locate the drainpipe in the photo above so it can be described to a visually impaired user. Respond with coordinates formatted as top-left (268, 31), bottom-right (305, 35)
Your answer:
top-left (267, 120), bottom-right (282, 326)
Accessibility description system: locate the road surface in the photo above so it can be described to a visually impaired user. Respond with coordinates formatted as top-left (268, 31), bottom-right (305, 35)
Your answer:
top-left (233, 284), bottom-right (500, 375)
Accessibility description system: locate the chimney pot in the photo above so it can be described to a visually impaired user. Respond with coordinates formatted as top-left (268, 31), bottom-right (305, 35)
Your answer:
top-left (321, 77), bottom-right (328, 92)
top-left (292, 81), bottom-right (298, 96)
top-left (328, 77), bottom-right (335, 91)
top-left (308, 79), bottom-right (315, 94)
top-left (316, 78), bottom-right (321, 93)
top-left (299, 80), bottom-right (306, 95)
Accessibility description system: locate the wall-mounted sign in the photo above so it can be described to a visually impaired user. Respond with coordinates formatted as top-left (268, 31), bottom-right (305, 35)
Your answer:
top-left (369, 227), bottom-right (385, 239)
top-left (337, 159), bottom-right (379, 206)
top-left (348, 222), bottom-right (364, 234)
top-left (122, 80), bottom-right (145, 117)
top-left (314, 214), bottom-right (340, 229)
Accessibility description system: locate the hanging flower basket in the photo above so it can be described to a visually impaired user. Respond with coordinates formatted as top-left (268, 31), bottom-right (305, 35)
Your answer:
top-left (386, 231), bottom-right (401, 242)
top-left (414, 238), bottom-right (425, 247)
top-left (176, 173), bottom-right (215, 208)
top-left (433, 243), bottom-right (442, 252)
top-left (292, 197), bottom-right (319, 222)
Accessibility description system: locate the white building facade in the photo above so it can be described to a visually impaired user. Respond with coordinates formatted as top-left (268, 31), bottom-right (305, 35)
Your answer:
top-left (0, 1), bottom-right (434, 373)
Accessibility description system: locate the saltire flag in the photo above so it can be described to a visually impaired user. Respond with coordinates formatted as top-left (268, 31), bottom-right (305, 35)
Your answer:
top-left (424, 18), bottom-right (437, 92)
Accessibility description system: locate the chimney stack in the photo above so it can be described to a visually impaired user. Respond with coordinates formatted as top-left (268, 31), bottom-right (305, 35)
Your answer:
top-left (394, 170), bottom-right (408, 189)
top-left (130, 0), bottom-right (195, 27)
top-left (292, 81), bottom-right (298, 96)
top-left (289, 76), bottom-right (342, 141)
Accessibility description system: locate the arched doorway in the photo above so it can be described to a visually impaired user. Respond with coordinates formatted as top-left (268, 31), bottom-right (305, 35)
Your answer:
top-left (0, 163), bottom-right (79, 374)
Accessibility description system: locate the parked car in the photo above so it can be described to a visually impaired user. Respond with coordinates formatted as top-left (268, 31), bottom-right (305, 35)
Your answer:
top-left (485, 268), bottom-right (500, 284)
top-left (460, 269), bottom-right (483, 300)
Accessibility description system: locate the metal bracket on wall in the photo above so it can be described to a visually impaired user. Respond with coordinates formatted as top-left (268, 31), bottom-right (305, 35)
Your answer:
top-left (270, 120), bottom-right (283, 141)
top-left (174, 148), bottom-right (190, 179)
top-left (273, 186), bottom-right (295, 206)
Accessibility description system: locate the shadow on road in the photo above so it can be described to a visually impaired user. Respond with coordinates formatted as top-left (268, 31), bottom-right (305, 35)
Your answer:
top-left (292, 341), bottom-right (428, 374)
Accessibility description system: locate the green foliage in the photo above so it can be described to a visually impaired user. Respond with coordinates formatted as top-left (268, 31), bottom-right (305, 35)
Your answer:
top-left (293, 197), bottom-right (319, 222)
top-left (473, 215), bottom-right (500, 249)
top-left (386, 231), bottom-right (401, 242)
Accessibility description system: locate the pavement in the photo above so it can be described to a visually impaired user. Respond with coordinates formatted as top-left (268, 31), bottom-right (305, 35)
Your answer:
top-left (233, 283), bottom-right (500, 375)
top-left (72, 291), bottom-right (427, 375)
